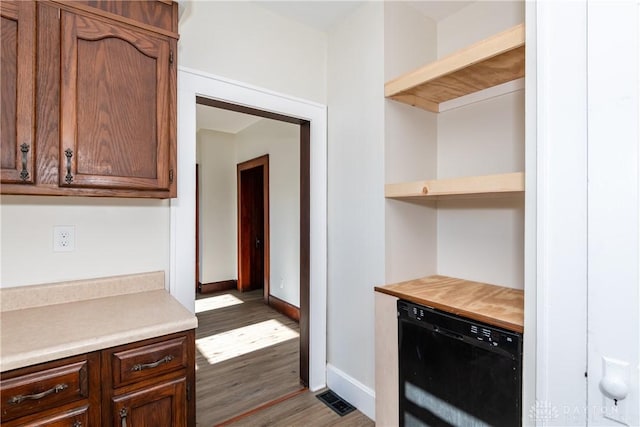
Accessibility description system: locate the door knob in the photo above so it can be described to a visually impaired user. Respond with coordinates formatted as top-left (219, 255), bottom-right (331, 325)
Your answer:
top-left (600, 375), bottom-right (628, 401)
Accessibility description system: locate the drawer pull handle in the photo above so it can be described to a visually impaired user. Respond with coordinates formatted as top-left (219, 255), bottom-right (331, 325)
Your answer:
top-left (9, 383), bottom-right (68, 404)
top-left (20, 143), bottom-right (30, 181)
top-left (131, 355), bottom-right (173, 372)
top-left (64, 148), bottom-right (73, 184)
top-left (120, 407), bottom-right (128, 427)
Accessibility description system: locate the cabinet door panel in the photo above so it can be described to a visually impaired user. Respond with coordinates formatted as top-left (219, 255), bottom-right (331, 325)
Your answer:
top-left (112, 377), bottom-right (187, 427)
top-left (60, 10), bottom-right (172, 191)
top-left (0, 1), bottom-right (35, 184)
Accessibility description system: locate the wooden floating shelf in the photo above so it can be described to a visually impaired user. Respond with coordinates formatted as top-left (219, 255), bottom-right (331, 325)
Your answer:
top-left (385, 23), bottom-right (525, 113)
top-left (385, 172), bottom-right (524, 200)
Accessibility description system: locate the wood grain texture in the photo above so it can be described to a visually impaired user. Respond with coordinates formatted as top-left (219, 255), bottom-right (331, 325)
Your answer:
top-left (0, 1), bottom-right (35, 184)
top-left (199, 279), bottom-right (237, 294)
top-left (112, 377), bottom-right (187, 427)
top-left (77, 1), bottom-right (176, 34)
top-left (101, 331), bottom-right (195, 427)
top-left (375, 275), bottom-right (524, 332)
top-left (222, 390), bottom-right (374, 427)
top-left (60, 9), bottom-right (171, 191)
top-left (0, 352), bottom-right (100, 426)
top-left (1, 1), bottom-right (178, 198)
top-left (385, 24), bottom-right (525, 112)
top-left (268, 294), bottom-right (301, 322)
top-left (299, 120), bottom-right (311, 388)
top-left (385, 172), bottom-right (524, 200)
top-left (196, 289), bottom-right (303, 426)
top-left (51, 0), bottom-right (179, 39)
top-left (35, 2), bottom-right (61, 185)
top-left (237, 155), bottom-right (269, 295)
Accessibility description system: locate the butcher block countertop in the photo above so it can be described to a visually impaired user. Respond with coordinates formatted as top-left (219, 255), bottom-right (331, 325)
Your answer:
top-left (375, 275), bottom-right (524, 333)
top-left (0, 272), bottom-right (198, 372)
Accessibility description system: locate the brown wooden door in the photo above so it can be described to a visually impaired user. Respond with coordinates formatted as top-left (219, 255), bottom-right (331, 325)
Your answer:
top-left (239, 167), bottom-right (264, 291)
top-left (0, 1), bottom-right (35, 184)
top-left (59, 9), bottom-right (175, 193)
top-left (111, 378), bottom-right (186, 427)
top-left (237, 156), bottom-right (269, 294)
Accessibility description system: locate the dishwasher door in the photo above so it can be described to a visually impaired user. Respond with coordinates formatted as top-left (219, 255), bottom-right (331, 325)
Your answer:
top-left (398, 300), bottom-right (522, 427)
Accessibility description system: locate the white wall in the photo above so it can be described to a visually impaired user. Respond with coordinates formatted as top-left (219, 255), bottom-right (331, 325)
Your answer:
top-left (437, 1), bottom-right (525, 57)
top-left (197, 129), bottom-right (236, 284)
top-left (326, 2), bottom-right (384, 418)
top-left (178, 1), bottom-right (327, 104)
top-left (196, 120), bottom-right (300, 307)
top-left (436, 1), bottom-right (525, 289)
top-left (384, 2), bottom-right (439, 285)
top-left (1, 196), bottom-right (170, 287)
top-left (235, 120), bottom-right (300, 306)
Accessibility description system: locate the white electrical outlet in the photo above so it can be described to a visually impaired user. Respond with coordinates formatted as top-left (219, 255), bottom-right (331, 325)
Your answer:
top-left (53, 226), bottom-right (75, 252)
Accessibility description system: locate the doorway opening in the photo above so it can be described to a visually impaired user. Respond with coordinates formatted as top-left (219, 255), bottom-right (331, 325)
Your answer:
top-left (193, 96), bottom-right (310, 425)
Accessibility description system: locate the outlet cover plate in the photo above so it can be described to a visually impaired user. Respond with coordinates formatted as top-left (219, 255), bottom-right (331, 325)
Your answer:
top-left (53, 226), bottom-right (75, 252)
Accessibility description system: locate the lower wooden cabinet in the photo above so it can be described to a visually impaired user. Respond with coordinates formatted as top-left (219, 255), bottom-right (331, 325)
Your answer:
top-left (112, 378), bottom-right (187, 427)
top-left (0, 331), bottom-right (195, 427)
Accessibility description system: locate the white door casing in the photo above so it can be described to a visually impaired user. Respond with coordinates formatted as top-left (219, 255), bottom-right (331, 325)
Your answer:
top-left (170, 67), bottom-right (328, 392)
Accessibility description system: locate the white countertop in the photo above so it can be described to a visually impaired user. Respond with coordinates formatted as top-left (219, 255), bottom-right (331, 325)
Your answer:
top-left (0, 272), bottom-right (198, 372)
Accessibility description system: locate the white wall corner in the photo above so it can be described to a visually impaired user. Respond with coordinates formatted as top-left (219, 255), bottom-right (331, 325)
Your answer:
top-left (326, 363), bottom-right (376, 421)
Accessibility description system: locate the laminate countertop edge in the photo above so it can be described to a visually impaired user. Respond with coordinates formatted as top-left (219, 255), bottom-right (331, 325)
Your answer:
top-left (0, 289), bottom-right (198, 372)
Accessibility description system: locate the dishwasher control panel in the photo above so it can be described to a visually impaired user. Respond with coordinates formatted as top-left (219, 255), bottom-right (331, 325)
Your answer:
top-left (398, 299), bottom-right (522, 355)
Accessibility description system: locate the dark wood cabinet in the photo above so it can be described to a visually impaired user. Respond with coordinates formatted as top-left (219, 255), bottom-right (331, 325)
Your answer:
top-left (112, 378), bottom-right (187, 427)
top-left (0, 0), bottom-right (178, 198)
top-left (102, 332), bottom-right (195, 427)
top-left (0, 1), bottom-right (36, 185)
top-left (0, 353), bottom-right (100, 427)
top-left (0, 331), bottom-right (195, 427)
top-left (59, 9), bottom-right (174, 193)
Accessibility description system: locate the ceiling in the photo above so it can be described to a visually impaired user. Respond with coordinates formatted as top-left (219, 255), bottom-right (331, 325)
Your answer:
top-left (197, 1), bottom-right (474, 133)
top-left (196, 105), bottom-right (262, 134)
top-left (254, 1), bottom-right (474, 32)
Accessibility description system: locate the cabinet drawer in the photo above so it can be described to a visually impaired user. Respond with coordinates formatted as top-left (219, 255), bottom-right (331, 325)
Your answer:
top-left (110, 335), bottom-right (188, 388)
top-left (1, 356), bottom-right (93, 422)
top-left (2, 405), bottom-right (88, 427)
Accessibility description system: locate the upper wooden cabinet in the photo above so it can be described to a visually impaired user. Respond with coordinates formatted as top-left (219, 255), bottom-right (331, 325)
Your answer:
top-left (0, 1), bottom-right (178, 198)
top-left (60, 10), bottom-right (173, 192)
top-left (0, 1), bottom-right (36, 184)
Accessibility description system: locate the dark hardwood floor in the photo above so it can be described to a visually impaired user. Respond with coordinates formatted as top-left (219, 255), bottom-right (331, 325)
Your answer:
top-left (195, 289), bottom-right (373, 427)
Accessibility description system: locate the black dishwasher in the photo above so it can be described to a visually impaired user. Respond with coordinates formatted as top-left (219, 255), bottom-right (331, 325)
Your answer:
top-left (398, 300), bottom-right (522, 427)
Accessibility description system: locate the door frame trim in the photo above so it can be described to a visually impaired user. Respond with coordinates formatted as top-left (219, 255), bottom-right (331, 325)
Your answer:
top-left (236, 155), bottom-right (270, 300)
top-left (172, 67), bottom-right (327, 392)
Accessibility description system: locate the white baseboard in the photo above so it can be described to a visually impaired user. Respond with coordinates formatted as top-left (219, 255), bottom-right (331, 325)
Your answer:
top-left (326, 363), bottom-right (376, 421)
